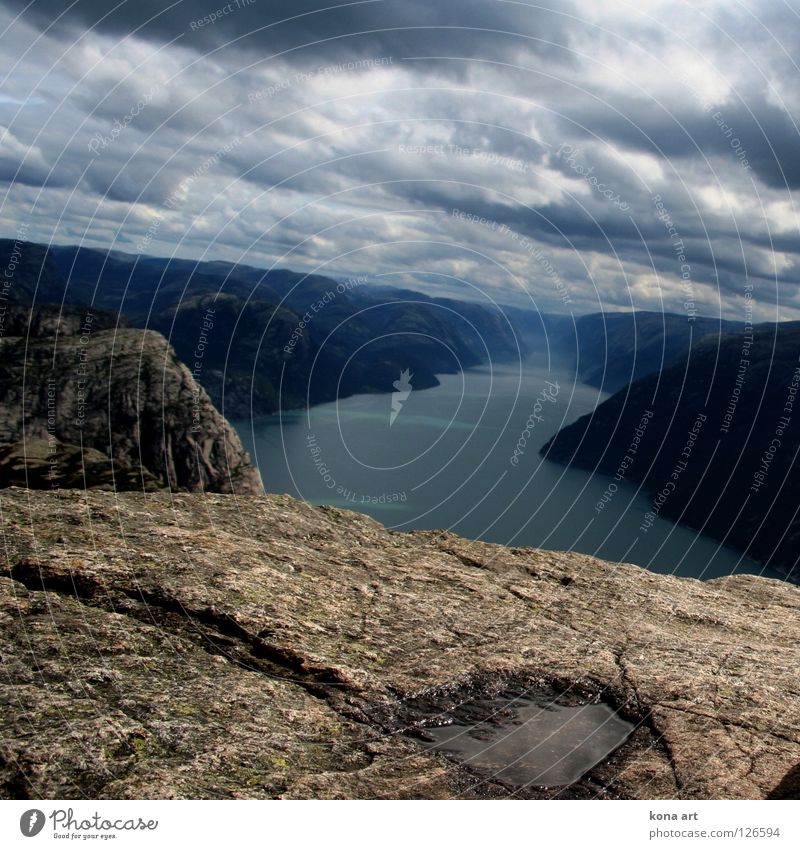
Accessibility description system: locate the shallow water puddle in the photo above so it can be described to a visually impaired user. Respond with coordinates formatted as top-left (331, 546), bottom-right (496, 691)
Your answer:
top-left (417, 697), bottom-right (635, 787)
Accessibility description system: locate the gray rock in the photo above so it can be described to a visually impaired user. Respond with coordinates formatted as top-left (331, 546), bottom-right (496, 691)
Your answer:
top-left (1, 488), bottom-right (798, 799)
top-left (0, 439), bottom-right (163, 491)
top-left (0, 327), bottom-right (261, 495)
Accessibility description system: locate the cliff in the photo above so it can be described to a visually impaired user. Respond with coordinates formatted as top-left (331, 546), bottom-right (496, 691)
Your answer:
top-left (0, 324), bottom-right (262, 495)
top-left (1, 488), bottom-right (798, 800)
top-left (541, 323), bottom-right (800, 578)
top-left (0, 439), bottom-right (163, 491)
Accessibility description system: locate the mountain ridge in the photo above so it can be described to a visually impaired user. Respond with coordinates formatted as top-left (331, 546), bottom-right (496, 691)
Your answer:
top-left (541, 322), bottom-right (800, 579)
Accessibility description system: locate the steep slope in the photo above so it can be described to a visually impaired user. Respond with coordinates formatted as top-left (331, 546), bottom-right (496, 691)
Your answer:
top-left (0, 325), bottom-right (262, 494)
top-left (147, 291), bottom-right (444, 418)
top-left (0, 238), bottom-right (67, 304)
top-left (149, 292), bottom-right (318, 418)
top-left (1, 488), bottom-right (798, 799)
top-left (541, 323), bottom-right (800, 578)
top-left (572, 311), bottom-right (742, 392)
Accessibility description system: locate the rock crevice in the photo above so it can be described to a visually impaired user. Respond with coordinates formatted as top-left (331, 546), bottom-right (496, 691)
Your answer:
top-left (1, 489), bottom-right (798, 799)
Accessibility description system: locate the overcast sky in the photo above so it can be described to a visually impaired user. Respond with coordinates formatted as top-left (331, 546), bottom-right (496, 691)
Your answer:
top-left (1, 0), bottom-right (799, 318)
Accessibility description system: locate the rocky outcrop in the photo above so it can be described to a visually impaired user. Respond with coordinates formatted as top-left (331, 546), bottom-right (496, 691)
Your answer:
top-left (1, 487), bottom-right (798, 799)
top-left (0, 326), bottom-right (262, 495)
top-left (0, 440), bottom-right (163, 491)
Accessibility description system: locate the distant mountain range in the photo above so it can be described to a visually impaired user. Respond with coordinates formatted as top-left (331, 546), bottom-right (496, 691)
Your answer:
top-left (569, 311), bottom-right (742, 393)
top-left (3, 238), bottom-right (748, 420)
top-left (542, 322), bottom-right (800, 580)
top-left (4, 240), bottom-right (560, 418)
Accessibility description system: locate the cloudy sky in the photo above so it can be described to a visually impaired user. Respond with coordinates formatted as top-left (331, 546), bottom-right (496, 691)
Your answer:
top-left (1, 0), bottom-right (799, 318)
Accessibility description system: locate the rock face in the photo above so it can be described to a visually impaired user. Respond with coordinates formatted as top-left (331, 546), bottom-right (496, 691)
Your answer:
top-left (1, 487), bottom-right (798, 800)
top-left (0, 239), bottom-right (66, 304)
top-left (0, 325), bottom-right (262, 495)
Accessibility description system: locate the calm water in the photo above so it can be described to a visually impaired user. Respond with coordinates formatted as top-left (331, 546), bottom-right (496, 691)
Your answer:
top-left (417, 698), bottom-right (634, 787)
top-left (234, 356), bottom-right (779, 580)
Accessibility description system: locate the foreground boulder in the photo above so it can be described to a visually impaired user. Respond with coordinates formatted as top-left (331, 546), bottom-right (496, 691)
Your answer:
top-left (0, 326), bottom-right (261, 495)
top-left (0, 488), bottom-right (798, 799)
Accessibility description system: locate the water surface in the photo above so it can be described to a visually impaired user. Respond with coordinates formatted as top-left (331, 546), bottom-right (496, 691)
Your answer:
top-left (418, 698), bottom-right (634, 787)
top-left (234, 355), bottom-right (779, 580)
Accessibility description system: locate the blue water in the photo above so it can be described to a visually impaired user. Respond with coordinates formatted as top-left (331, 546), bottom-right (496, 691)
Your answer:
top-left (234, 356), bottom-right (781, 581)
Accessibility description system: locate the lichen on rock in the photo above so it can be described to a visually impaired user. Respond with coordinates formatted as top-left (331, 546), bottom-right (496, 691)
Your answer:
top-left (1, 488), bottom-right (798, 799)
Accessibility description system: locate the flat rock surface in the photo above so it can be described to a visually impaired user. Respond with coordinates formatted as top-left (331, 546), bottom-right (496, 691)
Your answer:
top-left (1, 487), bottom-right (798, 799)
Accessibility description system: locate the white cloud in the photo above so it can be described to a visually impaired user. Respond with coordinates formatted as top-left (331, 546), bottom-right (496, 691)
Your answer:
top-left (0, 0), bottom-right (799, 321)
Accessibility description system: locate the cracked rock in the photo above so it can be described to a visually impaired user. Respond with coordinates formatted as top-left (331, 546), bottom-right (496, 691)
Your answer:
top-left (1, 488), bottom-right (799, 799)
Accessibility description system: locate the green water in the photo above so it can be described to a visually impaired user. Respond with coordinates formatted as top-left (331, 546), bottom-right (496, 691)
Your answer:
top-left (234, 356), bottom-right (781, 581)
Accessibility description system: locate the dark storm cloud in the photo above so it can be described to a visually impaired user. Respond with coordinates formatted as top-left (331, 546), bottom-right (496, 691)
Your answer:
top-left (2, 0), bottom-right (800, 320)
top-left (558, 92), bottom-right (800, 190)
top-left (1, 0), bottom-right (578, 67)
top-left (433, 191), bottom-right (759, 293)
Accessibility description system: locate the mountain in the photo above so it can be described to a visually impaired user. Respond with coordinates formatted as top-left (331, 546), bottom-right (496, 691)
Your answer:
top-left (9, 240), bottom-right (544, 418)
top-left (0, 314), bottom-right (262, 494)
top-left (570, 311), bottom-right (742, 392)
top-left (145, 289), bottom-right (449, 419)
top-left (0, 238), bottom-right (69, 304)
top-left (348, 285), bottom-right (532, 363)
top-left (2, 487), bottom-right (799, 799)
top-left (0, 301), bottom-right (123, 337)
top-left (45, 243), bottom-right (549, 416)
top-left (541, 322), bottom-right (800, 578)
top-left (147, 292), bottom-right (320, 419)
top-left (11, 240), bottom-right (753, 419)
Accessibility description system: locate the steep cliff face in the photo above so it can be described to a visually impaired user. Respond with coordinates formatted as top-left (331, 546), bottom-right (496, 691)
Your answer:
top-left (0, 302), bottom-right (124, 338)
top-left (1, 488), bottom-right (798, 800)
top-left (0, 326), bottom-right (262, 495)
top-left (541, 323), bottom-right (800, 578)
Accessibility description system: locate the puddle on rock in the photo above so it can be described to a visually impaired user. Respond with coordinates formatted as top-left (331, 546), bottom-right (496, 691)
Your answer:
top-left (412, 693), bottom-right (635, 788)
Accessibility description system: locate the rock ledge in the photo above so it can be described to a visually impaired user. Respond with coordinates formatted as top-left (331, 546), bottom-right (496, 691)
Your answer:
top-left (1, 488), bottom-right (798, 800)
